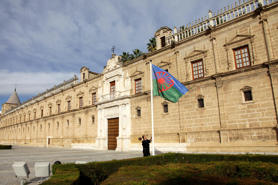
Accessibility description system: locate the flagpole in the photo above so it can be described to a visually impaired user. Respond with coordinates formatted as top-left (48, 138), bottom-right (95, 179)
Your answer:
top-left (149, 60), bottom-right (155, 156)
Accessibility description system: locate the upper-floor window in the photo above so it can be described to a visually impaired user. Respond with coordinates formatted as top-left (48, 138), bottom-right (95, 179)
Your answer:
top-left (135, 78), bottom-right (142, 94)
top-left (34, 112), bottom-right (36, 119)
top-left (110, 81), bottom-right (116, 97)
top-left (233, 45), bottom-right (250, 69)
top-left (41, 109), bottom-right (44, 118)
top-left (92, 93), bottom-right (97, 105)
top-left (191, 59), bottom-right (204, 80)
top-left (49, 107), bottom-right (52, 116)
top-left (79, 97), bottom-right (83, 108)
top-left (67, 101), bottom-right (71, 111)
top-left (83, 73), bottom-right (85, 80)
top-left (161, 36), bottom-right (166, 47)
top-left (57, 104), bottom-right (61, 113)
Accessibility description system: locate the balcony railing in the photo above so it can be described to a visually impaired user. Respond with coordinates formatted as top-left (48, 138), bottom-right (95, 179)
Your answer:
top-left (166, 0), bottom-right (277, 45)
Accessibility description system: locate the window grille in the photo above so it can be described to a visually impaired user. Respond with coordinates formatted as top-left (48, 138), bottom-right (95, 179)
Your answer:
top-left (233, 45), bottom-right (251, 69)
top-left (191, 60), bottom-right (204, 80)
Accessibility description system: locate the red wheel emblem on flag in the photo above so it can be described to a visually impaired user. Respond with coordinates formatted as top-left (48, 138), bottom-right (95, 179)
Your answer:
top-left (155, 71), bottom-right (174, 92)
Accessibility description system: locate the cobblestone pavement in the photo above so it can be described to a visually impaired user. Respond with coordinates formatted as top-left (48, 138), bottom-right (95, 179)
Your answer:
top-left (0, 145), bottom-right (142, 185)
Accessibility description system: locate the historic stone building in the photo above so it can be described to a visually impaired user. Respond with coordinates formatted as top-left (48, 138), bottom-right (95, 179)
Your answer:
top-left (1, 0), bottom-right (278, 153)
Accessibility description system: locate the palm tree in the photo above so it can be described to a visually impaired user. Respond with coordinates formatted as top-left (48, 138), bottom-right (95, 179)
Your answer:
top-left (147, 37), bottom-right (156, 52)
top-left (121, 52), bottom-right (130, 63)
top-left (121, 52), bottom-right (135, 63)
top-left (133, 49), bottom-right (143, 58)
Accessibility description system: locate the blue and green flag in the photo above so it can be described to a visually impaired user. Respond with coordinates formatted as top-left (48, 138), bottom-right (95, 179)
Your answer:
top-left (152, 64), bottom-right (188, 103)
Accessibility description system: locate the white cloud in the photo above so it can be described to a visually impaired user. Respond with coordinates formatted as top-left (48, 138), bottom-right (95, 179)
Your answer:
top-left (0, 70), bottom-right (76, 95)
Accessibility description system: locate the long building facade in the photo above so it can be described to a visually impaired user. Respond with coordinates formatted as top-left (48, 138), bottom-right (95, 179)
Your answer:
top-left (1, 0), bottom-right (278, 153)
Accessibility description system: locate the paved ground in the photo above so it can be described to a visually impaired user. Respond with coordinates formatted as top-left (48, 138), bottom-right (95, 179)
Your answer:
top-left (0, 146), bottom-right (142, 185)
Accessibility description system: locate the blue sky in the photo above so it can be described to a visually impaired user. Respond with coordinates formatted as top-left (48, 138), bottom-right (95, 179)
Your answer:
top-left (0, 0), bottom-right (236, 111)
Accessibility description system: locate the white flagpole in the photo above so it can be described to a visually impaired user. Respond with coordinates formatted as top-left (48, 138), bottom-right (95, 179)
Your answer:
top-left (149, 60), bottom-right (155, 156)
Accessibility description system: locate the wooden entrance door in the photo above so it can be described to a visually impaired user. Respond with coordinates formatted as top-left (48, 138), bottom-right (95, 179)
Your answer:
top-left (108, 118), bottom-right (119, 150)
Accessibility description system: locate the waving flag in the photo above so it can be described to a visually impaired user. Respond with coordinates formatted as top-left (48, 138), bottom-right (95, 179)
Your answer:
top-left (152, 64), bottom-right (188, 103)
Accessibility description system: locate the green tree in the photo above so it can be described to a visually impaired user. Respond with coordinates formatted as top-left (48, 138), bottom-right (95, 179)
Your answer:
top-left (121, 52), bottom-right (134, 63)
top-left (133, 49), bottom-right (143, 58)
top-left (147, 37), bottom-right (156, 52)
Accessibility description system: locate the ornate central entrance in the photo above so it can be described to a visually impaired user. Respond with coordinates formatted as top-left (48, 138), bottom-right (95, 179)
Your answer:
top-left (107, 118), bottom-right (119, 150)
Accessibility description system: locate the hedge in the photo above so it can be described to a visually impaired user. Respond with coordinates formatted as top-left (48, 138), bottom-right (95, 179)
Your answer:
top-left (42, 153), bottom-right (278, 185)
top-left (0, 145), bottom-right (12, 149)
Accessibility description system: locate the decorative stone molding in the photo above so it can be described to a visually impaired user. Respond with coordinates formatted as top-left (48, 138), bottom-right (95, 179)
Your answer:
top-left (80, 66), bottom-right (89, 73)
top-left (89, 86), bottom-right (97, 92)
top-left (184, 49), bottom-right (208, 61)
top-left (224, 33), bottom-right (255, 69)
top-left (130, 69), bottom-right (144, 78)
top-left (48, 103), bottom-right (52, 107)
top-left (184, 49), bottom-right (209, 80)
top-left (162, 101), bottom-right (168, 106)
top-left (224, 34), bottom-right (254, 47)
top-left (56, 100), bottom-right (61, 104)
top-left (157, 61), bottom-right (171, 68)
top-left (65, 95), bottom-right (72, 101)
top-left (76, 91), bottom-right (84, 97)
top-left (241, 86), bottom-right (252, 92)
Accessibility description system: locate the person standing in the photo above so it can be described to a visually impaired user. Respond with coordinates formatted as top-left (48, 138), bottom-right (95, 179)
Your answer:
top-left (142, 135), bottom-right (152, 157)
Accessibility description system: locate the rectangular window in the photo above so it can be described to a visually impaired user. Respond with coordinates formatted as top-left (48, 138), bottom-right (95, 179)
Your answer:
top-left (79, 97), bottom-right (83, 108)
top-left (67, 101), bottom-right (71, 111)
top-left (198, 98), bottom-right (204, 108)
top-left (92, 115), bottom-right (95, 124)
top-left (92, 93), bottom-right (96, 105)
top-left (233, 45), bottom-right (251, 69)
top-left (161, 36), bottom-right (166, 47)
top-left (191, 59), bottom-right (204, 80)
top-left (137, 108), bottom-right (141, 117)
top-left (83, 73), bottom-right (85, 80)
top-left (49, 107), bottom-right (52, 116)
top-left (57, 104), bottom-right (61, 113)
top-left (244, 90), bottom-right (253, 101)
top-left (163, 104), bottom-right (168, 113)
top-left (34, 112), bottom-right (36, 119)
top-left (135, 78), bottom-right (142, 94)
top-left (110, 81), bottom-right (115, 98)
top-left (41, 109), bottom-right (43, 118)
